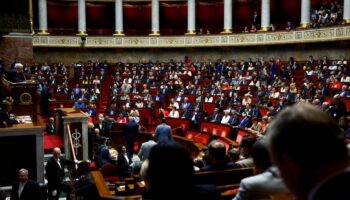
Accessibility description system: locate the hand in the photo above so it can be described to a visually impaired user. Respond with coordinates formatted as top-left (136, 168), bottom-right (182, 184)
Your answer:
top-left (52, 190), bottom-right (57, 196)
top-left (75, 160), bottom-right (82, 164)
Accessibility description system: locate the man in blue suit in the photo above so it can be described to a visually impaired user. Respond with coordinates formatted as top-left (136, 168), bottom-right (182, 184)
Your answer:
top-left (154, 118), bottom-right (173, 143)
top-left (123, 117), bottom-right (139, 160)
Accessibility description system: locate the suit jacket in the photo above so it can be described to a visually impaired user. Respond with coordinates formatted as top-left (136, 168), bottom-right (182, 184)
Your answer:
top-left (155, 123), bottom-right (173, 142)
top-left (234, 166), bottom-right (289, 200)
top-left (46, 123), bottom-right (55, 134)
top-left (308, 168), bottom-right (350, 200)
top-left (45, 156), bottom-right (74, 190)
top-left (138, 140), bottom-right (157, 161)
top-left (207, 113), bottom-right (221, 123)
top-left (181, 110), bottom-right (191, 119)
top-left (0, 111), bottom-right (18, 127)
top-left (123, 120), bottom-right (139, 142)
top-left (10, 179), bottom-right (43, 200)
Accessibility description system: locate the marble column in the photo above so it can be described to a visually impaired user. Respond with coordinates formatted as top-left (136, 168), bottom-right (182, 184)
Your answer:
top-left (344, 0), bottom-right (350, 23)
top-left (38, 0), bottom-right (49, 34)
top-left (260, 0), bottom-right (270, 31)
top-left (300, 0), bottom-right (311, 28)
top-left (150, 0), bottom-right (160, 35)
top-left (114, 0), bottom-right (124, 36)
top-left (81, 121), bottom-right (88, 160)
top-left (63, 121), bottom-right (71, 160)
top-left (186, 0), bottom-right (196, 34)
top-left (77, 0), bottom-right (87, 35)
top-left (222, 0), bottom-right (232, 33)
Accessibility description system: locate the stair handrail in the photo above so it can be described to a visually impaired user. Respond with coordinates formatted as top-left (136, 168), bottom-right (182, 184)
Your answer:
top-left (66, 123), bottom-right (78, 170)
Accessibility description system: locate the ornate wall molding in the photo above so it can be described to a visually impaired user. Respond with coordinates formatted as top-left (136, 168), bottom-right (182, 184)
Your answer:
top-left (33, 26), bottom-right (350, 48)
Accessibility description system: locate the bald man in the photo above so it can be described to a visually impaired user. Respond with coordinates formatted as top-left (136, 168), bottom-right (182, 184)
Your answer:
top-left (45, 147), bottom-right (75, 200)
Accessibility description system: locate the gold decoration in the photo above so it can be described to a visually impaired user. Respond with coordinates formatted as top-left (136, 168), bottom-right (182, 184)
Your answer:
top-left (113, 31), bottom-right (125, 36)
top-left (19, 93), bottom-right (33, 105)
top-left (221, 28), bottom-right (232, 34)
top-left (37, 30), bottom-right (50, 35)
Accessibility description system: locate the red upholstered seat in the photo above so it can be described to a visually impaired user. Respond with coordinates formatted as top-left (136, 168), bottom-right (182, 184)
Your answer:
top-left (44, 134), bottom-right (64, 153)
top-left (203, 103), bottom-right (216, 115)
top-left (101, 163), bottom-right (120, 182)
top-left (186, 130), bottom-right (210, 146)
top-left (200, 121), bottom-right (232, 138)
top-left (166, 118), bottom-right (190, 133)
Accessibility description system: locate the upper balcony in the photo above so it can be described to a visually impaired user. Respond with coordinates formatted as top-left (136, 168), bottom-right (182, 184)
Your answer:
top-left (33, 25), bottom-right (350, 48)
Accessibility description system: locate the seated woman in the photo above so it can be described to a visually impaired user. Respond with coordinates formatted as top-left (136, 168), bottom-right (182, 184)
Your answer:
top-left (168, 106), bottom-right (180, 118)
top-left (116, 113), bottom-right (127, 124)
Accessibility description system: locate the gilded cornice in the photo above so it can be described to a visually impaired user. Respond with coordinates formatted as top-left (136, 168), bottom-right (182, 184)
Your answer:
top-left (33, 26), bottom-right (350, 48)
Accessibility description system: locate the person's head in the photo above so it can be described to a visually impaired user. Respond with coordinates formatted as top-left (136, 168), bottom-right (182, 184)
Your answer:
top-left (266, 103), bottom-right (348, 199)
top-left (208, 140), bottom-right (227, 163)
top-left (53, 147), bottom-right (61, 159)
top-left (49, 117), bottom-right (54, 123)
top-left (161, 118), bottom-right (166, 124)
top-left (18, 168), bottom-right (29, 183)
top-left (240, 136), bottom-right (256, 158)
top-left (251, 141), bottom-right (271, 174)
top-left (143, 142), bottom-right (194, 196)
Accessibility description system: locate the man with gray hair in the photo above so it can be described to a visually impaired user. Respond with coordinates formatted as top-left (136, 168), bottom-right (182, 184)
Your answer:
top-left (10, 168), bottom-right (42, 200)
top-left (266, 103), bottom-right (350, 200)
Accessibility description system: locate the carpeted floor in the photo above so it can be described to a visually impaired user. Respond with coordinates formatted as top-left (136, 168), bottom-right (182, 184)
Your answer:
top-left (44, 134), bottom-right (64, 153)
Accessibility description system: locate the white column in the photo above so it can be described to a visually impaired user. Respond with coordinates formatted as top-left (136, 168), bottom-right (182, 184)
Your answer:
top-left (300, 0), bottom-right (311, 28)
top-left (222, 0), bottom-right (232, 33)
top-left (38, 0), bottom-right (49, 34)
top-left (114, 0), bottom-right (124, 36)
top-left (260, 0), bottom-right (270, 31)
top-left (63, 122), bottom-right (71, 160)
top-left (81, 121), bottom-right (88, 160)
top-left (150, 0), bottom-right (160, 35)
top-left (77, 0), bottom-right (87, 35)
top-left (186, 0), bottom-right (196, 34)
top-left (344, 0), bottom-right (350, 23)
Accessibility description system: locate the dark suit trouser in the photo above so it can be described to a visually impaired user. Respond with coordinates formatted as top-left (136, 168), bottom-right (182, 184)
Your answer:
top-left (126, 140), bottom-right (135, 161)
top-left (48, 181), bottom-right (72, 200)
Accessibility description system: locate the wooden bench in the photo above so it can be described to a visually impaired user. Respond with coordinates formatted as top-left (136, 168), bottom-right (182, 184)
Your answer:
top-left (90, 170), bottom-right (142, 199)
top-left (193, 167), bottom-right (253, 186)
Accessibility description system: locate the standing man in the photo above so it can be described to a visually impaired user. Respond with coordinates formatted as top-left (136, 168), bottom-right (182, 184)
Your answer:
top-left (123, 117), bottom-right (139, 161)
top-left (45, 147), bottom-right (75, 200)
top-left (10, 168), bottom-right (42, 200)
top-left (138, 135), bottom-right (157, 161)
top-left (154, 118), bottom-right (172, 143)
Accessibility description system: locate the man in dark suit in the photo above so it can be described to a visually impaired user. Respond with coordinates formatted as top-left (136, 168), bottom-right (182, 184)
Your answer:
top-left (10, 168), bottom-right (42, 200)
top-left (123, 117), bottom-right (139, 160)
top-left (45, 117), bottom-right (55, 134)
top-left (45, 147), bottom-right (75, 200)
top-left (0, 99), bottom-right (19, 127)
top-left (190, 107), bottom-right (202, 129)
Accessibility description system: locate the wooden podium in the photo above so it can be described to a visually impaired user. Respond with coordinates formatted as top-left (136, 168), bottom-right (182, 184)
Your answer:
top-left (10, 81), bottom-right (40, 115)
top-left (1, 76), bottom-right (40, 116)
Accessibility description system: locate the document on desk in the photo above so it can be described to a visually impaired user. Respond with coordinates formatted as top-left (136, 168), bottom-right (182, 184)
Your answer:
top-left (16, 115), bottom-right (32, 123)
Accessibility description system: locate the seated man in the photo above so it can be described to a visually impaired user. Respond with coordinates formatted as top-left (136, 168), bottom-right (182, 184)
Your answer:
top-left (46, 117), bottom-right (55, 134)
top-left (0, 99), bottom-right (19, 127)
top-left (201, 140), bottom-right (238, 171)
top-left (234, 141), bottom-right (289, 200)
